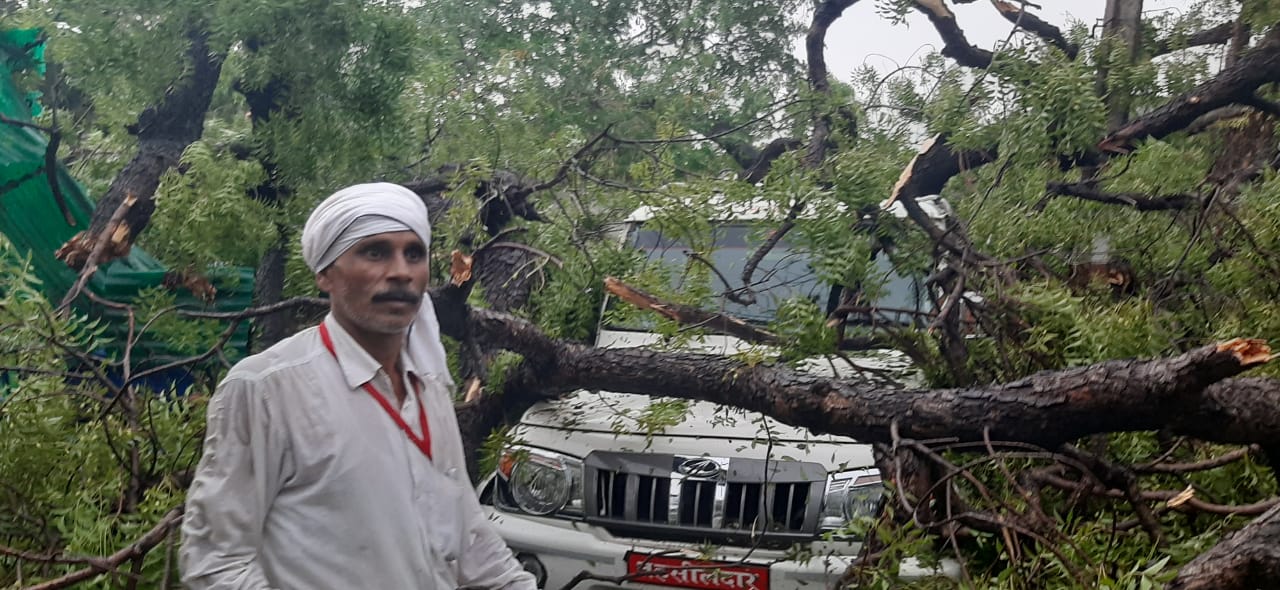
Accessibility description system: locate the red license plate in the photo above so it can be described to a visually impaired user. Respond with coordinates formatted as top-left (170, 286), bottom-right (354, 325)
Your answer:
top-left (625, 552), bottom-right (770, 590)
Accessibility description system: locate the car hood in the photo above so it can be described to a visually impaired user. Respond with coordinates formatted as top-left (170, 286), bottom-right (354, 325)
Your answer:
top-left (515, 390), bottom-right (876, 469)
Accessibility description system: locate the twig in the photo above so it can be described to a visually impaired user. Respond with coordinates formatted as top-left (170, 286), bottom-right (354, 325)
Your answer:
top-left (0, 113), bottom-right (54, 133)
top-left (529, 125), bottom-right (614, 192)
top-left (738, 200), bottom-right (804, 303)
top-left (0, 546), bottom-right (98, 566)
top-left (604, 97), bottom-right (803, 146)
top-left (1135, 446), bottom-right (1256, 474)
top-left (125, 320), bottom-right (243, 387)
top-left (165, 295), bottom-right (329, 320)
top-left (684, 250), bottom-right (752, 304)
top-left (471, 228), bottom-right (565, 270)
top-left (603, 277), bottom-right (780, 344)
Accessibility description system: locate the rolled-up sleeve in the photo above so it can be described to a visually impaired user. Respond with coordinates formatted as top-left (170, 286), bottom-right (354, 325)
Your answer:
top-left (180, 378), bottom-right (286, 590)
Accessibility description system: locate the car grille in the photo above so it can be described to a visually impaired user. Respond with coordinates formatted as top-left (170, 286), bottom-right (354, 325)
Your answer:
top-left (584, 451), bottom-right (827, 546)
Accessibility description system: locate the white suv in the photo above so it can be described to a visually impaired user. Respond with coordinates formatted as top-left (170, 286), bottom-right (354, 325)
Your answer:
top-left (477, 200), bottom-right (954, 589)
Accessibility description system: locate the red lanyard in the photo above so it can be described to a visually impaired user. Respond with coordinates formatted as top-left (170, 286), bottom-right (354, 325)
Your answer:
top-left (319, 322), bottom-right (432, 460)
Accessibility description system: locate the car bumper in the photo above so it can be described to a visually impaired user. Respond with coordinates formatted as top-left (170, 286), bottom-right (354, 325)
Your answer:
top-left (483, 507), bottom-right (956, 590)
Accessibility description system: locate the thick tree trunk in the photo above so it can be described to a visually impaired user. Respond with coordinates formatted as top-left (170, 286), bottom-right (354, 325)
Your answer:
top-left (238, 74), bottom-right (294, 349)
top-left (444, 298), bottom-right (1275, 449)
top-left (252, 229), bottom-right (290, 350)
top-left (56, 28), bottom-right (221, 270)
top-left (1096, 0), bottom-right (1145, 130)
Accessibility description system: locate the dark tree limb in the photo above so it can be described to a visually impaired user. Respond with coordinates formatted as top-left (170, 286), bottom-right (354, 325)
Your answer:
top-left (1099, 25), bottom-right (1280, 154)
top-left (704, 120), bottom-right (762, 171)
top-left (1186, 104), bottom-right (1254, 135)
top-left (1151, 21), bottom-right (1235, 57)
top-left (741, 137), bottom-right (803, 184)
top-left (804, 0), bottom-right (859, 166)
top-left (238, 71), bottom-right (296, 349)
top-left (18, 506), bottom-right (183, 590)
top-left (885, 134), bottom-right (999, 261)
top-left (1045, 181), bottom-right (1198, 211)
top-left (406, 166), bottom-right (548, 314)
top-left (914, 0), bottom-right (994, 69)
top-left (1169, 377), bottom-right (1280, 448)
top-left (42, 125), bottom-right (74, 227)
top-left (56, 28), bottom-right (222, 270)
top-left (1241, 93), bottom-right (1280, 119)
top-left (442, 292), bottom-right (1275, 450)
top-left (737, 200), bottom-right (804, 302)
top-left (991, 0), bottom-right (1078, 59)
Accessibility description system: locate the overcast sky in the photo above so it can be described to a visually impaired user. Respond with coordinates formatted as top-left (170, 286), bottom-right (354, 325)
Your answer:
top-left (812, 1), bottom-right (1199, 81)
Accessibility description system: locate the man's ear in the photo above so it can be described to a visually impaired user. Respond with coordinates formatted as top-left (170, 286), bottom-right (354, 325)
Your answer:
top-left (315, 270), bottom-right (333, 294)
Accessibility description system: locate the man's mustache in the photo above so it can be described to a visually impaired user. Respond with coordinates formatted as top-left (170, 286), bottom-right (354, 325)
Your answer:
top-left (371, 290), bottom-right (422, 304)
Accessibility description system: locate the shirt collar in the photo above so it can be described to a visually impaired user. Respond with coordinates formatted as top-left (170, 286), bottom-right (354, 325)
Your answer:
top-left (321, 314), bottom-right (423, 391)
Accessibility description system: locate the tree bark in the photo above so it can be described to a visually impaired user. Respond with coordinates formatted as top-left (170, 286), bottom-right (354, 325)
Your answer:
top-left (991, 1), bottom-right (1078, 59)
top-left (1151, 21), bottom-right (1235, 57)
top-left (56, 28), bottom-right (222, 270)
top-left (913, 0), bottom-right (994, 69)
top-left (1169, 503), bottom-right (1280, 590)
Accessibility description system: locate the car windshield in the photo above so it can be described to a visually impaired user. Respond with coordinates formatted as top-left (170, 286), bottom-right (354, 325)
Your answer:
top-left (607, 222), bottom-right (929, 329)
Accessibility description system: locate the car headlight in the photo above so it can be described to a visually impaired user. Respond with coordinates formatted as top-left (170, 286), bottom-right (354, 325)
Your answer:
top-left (819, 468), bottom-right (884, 535)
top-left (496, 446), bottom-right (584, 517)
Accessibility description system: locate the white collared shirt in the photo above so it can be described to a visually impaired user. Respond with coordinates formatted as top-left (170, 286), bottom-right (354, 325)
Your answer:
top-left (180, 315), bottom-right (536, 589)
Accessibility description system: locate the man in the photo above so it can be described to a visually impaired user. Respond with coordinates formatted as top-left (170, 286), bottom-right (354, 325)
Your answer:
top-left (180, 183), bottom-right (537, 589)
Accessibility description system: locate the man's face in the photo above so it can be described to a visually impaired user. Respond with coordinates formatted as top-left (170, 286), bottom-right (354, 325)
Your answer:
top-left (316, 231), bottom-right (429, 339)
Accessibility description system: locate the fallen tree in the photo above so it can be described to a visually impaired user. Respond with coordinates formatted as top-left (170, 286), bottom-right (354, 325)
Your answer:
top-left (13, 0), bottom-right (1280, 588)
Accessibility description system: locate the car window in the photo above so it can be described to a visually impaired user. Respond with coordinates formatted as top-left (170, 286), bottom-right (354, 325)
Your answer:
top-left (609, 222), bottom-right (929, 330)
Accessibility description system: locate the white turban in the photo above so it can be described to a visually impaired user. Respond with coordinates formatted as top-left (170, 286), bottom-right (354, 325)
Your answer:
top-left (301, 182), bottom-right (453, 387)
top-left (301, 183), bottom-right (431, 272)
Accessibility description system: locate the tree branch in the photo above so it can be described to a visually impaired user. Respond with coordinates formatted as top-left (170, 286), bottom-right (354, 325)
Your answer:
top-left (1099, 25), bottom-right (1280, 154)
top-left (603, 277), bottom-right (780, 345)
top-left (18, 507), bottom-right (183, 590)
top-left (804, 0), bottom-right (860, 166)
top-left (1152, 21), bottom-right (1235, 57)
top-left (56, 27), bottom-right (223, 270)
top-left (914, 0), bottom-right (994, 69)
top-left (991, 0), bottom-right (1078, 59)
top-left (1045, 181), bottom-right (1198, 211)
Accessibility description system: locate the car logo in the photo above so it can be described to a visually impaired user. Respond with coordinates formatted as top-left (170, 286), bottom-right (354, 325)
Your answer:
top-left (678, 457), bottom-right (722, 479)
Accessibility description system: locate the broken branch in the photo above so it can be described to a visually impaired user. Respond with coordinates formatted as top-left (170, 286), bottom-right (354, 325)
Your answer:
top-left (991, 0), bottom-right (1078, 59)
top-left (602, 277), bottom-right (780, 345)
